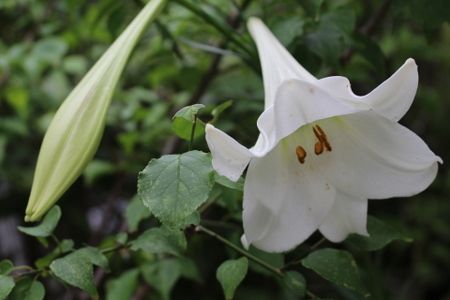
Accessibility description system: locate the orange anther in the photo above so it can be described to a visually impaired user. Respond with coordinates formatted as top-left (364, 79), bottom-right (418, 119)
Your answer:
top-left (295, 146), bottom-right (307, 164)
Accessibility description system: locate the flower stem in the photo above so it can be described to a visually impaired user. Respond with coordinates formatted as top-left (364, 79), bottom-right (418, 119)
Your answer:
top-left (195, 225), bottom-right (284, 277)
top-left (189, 114), bottom-right (198, 151)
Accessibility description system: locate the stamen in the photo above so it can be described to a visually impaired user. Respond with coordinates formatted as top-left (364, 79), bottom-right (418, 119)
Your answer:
top-left (312, 126), bottom-right (321, 140)
top-left (314, 141), bottom-right (324, 155)
top-left (315, 125), bottom-right (332, 151)
top-left (295, 146), bottom-right (307, 164)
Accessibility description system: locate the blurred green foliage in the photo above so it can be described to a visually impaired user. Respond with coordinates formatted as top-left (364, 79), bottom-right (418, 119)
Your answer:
top-left (0, 0), bottom-right (449, 299)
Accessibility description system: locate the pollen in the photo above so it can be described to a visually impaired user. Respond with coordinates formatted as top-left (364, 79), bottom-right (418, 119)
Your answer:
top-left (295, 146), bottom-right (307, 164)
top-left (312, 125), bottom-right (332, 155)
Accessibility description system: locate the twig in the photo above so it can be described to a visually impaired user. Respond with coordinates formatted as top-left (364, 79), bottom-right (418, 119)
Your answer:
top-left (195, 225), bottom-right (284, 277)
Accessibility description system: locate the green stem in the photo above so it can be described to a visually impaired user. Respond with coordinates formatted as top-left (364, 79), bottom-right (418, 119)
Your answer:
top-left (189, 114), bottom-right (198, 151)
top-left (11, 265), bottom-right (36, 272)
top-left (195, 225), bottom-right (284, 277)
top-left (100, 243), bottom-right (129, 254)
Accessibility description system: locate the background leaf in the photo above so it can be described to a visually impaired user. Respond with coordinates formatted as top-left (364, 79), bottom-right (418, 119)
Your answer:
top-left (105, 269), bottom-right (139, 300)
top-left (0, 260), bottom-right (14, 275)
top-left (9, 279), bottom-right (45, 300)
top-left (130, 227), bottom-right (186, 256)
top-left (125, 195), bottom-right (152, 232)
top-left (0, 275), bottom-right (15, 299)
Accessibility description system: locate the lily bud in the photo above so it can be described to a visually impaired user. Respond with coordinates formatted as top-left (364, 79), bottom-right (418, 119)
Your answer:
top-left (25, 0), bottom-right (166, 222)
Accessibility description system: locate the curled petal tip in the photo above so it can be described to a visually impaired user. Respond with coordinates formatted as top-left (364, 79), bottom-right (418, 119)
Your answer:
top-left (205, 123), bottom-right (215, 132)
top-left (247, 17), bottom-right (263, 28)
top-left (405, 58), bottom-right (416, 65)
top-left (240, 234), bottom-right (251, 250)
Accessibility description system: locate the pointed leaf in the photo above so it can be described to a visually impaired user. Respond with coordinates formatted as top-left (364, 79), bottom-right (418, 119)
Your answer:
top-left (302, 248), bottom-right (368, 296)
top-left (282, 271), bottom-right (306, 297)
top-left (216, 257), bottom-right (248, 300)
top-left (345, 216), bottom-right (413, 251)
top-left (35, 239), bottom-right (74, 269)
top-left (141, 259), bottom-right (182, 300)
top-left (50, 247), bottom-right (108, 296)
top-left (18, 205), bottom-right (61, 237)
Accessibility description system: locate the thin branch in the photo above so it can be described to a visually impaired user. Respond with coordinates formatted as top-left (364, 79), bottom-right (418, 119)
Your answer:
top-left (195, 225), bottom-right (284, 277)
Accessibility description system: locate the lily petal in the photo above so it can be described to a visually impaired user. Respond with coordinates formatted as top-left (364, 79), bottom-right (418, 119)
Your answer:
top-left (319, 191), bottom-right (368, 242)
top-left (247, 17), bottom-right (316, 108)
top-left (242, 142), bottom-right (336, 252)
top-left (318, 58), bottom-right (418, 121)
top-left (251, 79), bottom-right (359, 157)
top-left (322, 112), bottom-right (441, 199)
top-left (205, 124), bottom-right (252, 182)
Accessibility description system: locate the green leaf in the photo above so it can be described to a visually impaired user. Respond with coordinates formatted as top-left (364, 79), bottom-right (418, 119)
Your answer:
top-left (141, 259), bottom-right (182, 300)
top-left (18, 205), bottom-right (61, 237)
top-left (0, 260), bottom-right (14, 275)
top-left (83, 160), bottom-right (116, 185)
top-left (272, 17), bottom-right (304, 46)
top-left (131, 227), bottom-right (187, 256)
top-left (178, 257), bottom-right (201, 283)
top-left (345, 216), bottom-right (413, 251)
top-left (35, 239), bottom-right (74, 269)
top-left (9, 278), bottom-right (45, 300)
top-left (211, 100), bottom-right (233, 123)
top-left (0, 275), bottom-right (15, 299)
top-left (282, 271), bottom-right (306, 297)
top-left (302, 248), bottom-right (368, 296)
top-left (305, 8), bottom-right (355, 66)
top-left (5, 86), bottom-right (29, 118)
top-left (106, 269), bottom-right (139, 300)
top-left (125, 195), bottom-right (151, 232)
top-left (138, 150), bottom-right (215, 228)
top-left (50, 247), bottom-right (108, 296)
top-left (216, 257), bottom-right (248, 300)
top-left (214, 173), bottom-right (244, 191)
top-left (300, 0), bottom-right (324, 17)
top-left (171, 104), bottom-right (205, 140)
top-left (76, 247), bottom-right (109, 270)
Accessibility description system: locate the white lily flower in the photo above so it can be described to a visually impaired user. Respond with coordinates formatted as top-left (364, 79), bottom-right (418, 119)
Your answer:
top-left (205, 18), bottom-right (442, 253)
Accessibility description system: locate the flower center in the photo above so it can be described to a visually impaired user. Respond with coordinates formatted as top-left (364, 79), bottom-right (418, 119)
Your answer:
top-left (295, 124), bottom-right (332, 165)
